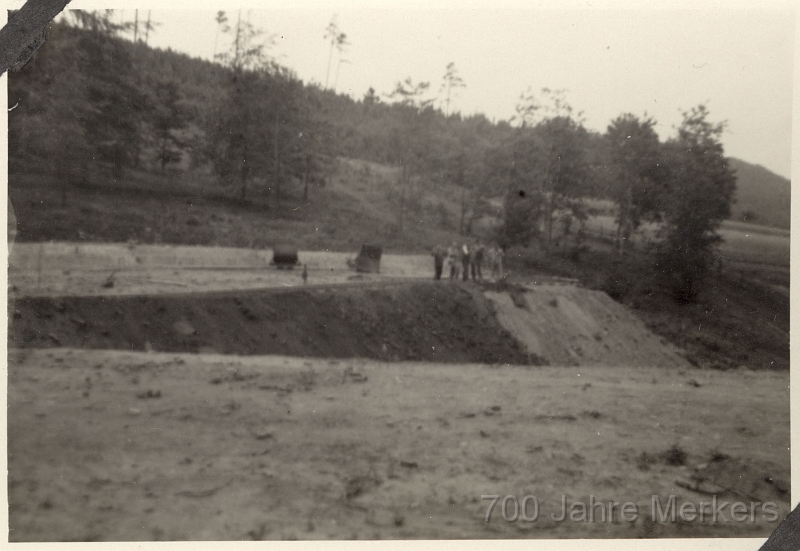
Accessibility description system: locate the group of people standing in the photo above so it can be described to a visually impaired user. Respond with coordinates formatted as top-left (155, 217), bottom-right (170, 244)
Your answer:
top-left (431, 241), bottom-right (504, 282)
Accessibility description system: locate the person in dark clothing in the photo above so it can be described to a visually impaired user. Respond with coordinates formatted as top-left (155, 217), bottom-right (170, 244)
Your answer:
top-left (431, 245), bottom-right (446, 280)
top-left (471, 241), bottom-right (485, 280)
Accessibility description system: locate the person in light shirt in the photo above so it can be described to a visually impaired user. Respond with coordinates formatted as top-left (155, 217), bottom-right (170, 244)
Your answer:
top-left (447, 242), bottom-right (460, 280)
top-left (460, 243), bottom-right (470, 282)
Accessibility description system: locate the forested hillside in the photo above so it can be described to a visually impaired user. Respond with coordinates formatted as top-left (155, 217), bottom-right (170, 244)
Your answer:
top-left (9, 10), bottom-right (779, 300)
top-left (727, 158), bottom-right (791, 230)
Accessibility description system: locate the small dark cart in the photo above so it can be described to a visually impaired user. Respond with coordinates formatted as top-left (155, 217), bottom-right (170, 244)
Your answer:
top-left (271, 245), bottom-right (299, 269)
top-left (354, 244), bottom-right (382, 273)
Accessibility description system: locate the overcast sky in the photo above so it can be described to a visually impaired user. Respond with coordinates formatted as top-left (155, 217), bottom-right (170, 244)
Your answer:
top-left (48, 1), bottom-right (796, 179)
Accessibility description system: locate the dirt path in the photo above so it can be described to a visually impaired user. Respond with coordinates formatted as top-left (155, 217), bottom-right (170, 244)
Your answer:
top-left (8, 348), bottom-right (789, 541)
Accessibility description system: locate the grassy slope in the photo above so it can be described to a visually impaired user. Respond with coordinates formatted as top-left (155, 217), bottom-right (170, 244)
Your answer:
top-left (9, 164), bottom-right (459, 253)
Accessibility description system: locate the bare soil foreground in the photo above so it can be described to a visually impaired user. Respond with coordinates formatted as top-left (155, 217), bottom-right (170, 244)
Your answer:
top-left (8, 349), bottom-right (789, 541)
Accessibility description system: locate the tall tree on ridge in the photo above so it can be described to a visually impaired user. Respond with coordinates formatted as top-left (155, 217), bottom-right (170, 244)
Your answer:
top-left (332, 32), bottom-right (349, 92)
top-left (440, 62), bottom-right (465, 116)
top-left (323, 15), bottom-right (345, 90)
top-left (213, 11), bottom-right (229, 59)
top-left (143, 10), bottom-right (159, 46)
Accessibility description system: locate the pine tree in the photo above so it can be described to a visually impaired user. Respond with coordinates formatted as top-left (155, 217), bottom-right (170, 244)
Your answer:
top-left (71, 10), bottom-right (144, 178)
top-left (152, 80), bottom-right (189, 173)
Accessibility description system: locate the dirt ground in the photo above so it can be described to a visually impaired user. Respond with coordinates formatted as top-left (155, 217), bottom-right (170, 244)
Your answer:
top-left (8, 349), bottom-right (789, 541)
top-left (6, 242), bottom-right (791, 541)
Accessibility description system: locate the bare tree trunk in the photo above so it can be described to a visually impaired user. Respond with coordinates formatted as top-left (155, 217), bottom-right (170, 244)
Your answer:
top-left (334, 55), bottom-right (342, 91)
top-left (325, 38), bottom-right (334, 89)
top-left (545, 155), bottom-right (561, 251)
top-left (240, 164), bottom-right (247, 201)
top-left (240, 140), bottom-right (249, 201)
top-left (133, 10), bottom-right (138, 42)
top-left (398, 163), bottom-right (406, 233)
top-left (456, 167), bottom-right (466, 234)
top-left (303, 155), bottom-right (310, 201)
top-left (546, 195), bottom-right (554, 249)
top-left (212, 27), bottom-right (219, 58)
top-left (234, 11), bottom-right (242, 69)
top-left (160, 130), bottom-right (167, 174)
top-left (274, 110), bottom-right (280, 206)
top-left (616, 182), bottom-right (632, 256)
top-left (459, 185), bottom-right (466, 235)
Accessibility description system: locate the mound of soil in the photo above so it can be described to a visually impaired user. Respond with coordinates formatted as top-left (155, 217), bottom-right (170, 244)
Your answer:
top-left (485, 284), bottom-right (689, 367)
top-left (9, 282), bottom-right (538, 365)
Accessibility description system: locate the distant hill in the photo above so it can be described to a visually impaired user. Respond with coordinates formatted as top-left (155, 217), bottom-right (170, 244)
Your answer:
top-left (728, 158), bottom-right (791, 230)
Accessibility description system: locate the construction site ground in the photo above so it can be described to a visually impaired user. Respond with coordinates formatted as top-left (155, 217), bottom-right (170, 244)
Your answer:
top-left (7, 243), bottom-right (791, 540)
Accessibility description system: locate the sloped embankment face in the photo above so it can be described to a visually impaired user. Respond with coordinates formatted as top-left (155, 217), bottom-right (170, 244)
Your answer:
top-left (485, 284), bottom-right (689, 367)
top-left (9, 283), bottom-right (536, 365)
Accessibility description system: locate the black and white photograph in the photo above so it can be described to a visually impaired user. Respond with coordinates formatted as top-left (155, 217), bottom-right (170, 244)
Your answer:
top-left (4, 0), bottom-right (794, 544)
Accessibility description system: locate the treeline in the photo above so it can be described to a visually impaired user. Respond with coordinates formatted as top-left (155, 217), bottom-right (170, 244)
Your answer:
top-left (8, 10), bottom-right (736, 302)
